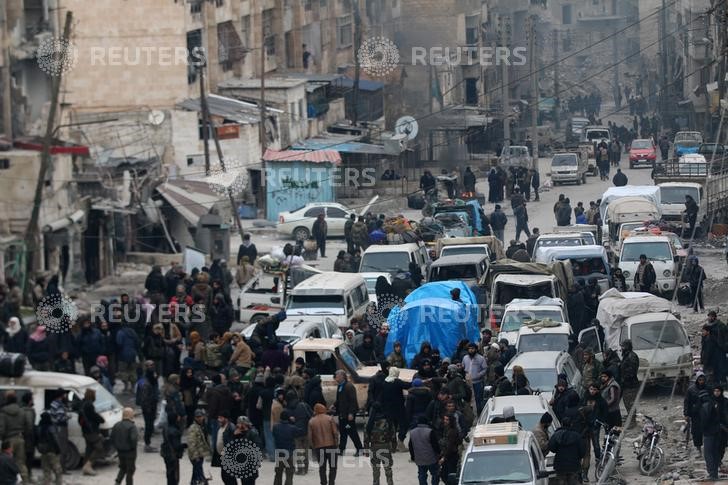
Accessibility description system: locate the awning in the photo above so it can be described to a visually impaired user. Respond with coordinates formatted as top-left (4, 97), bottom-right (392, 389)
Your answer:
top-left (290, 137), bottom-right (391, 155)
top-left (263, 148), bottom-right (342, 164)
top-left (156, 179), bottom-right (221, 226)
top-left (14, 137), bottom-right (90, 156)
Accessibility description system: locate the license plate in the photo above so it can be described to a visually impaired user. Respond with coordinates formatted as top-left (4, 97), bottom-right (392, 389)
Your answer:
top-left (638, 159), bottom-right (646, 163)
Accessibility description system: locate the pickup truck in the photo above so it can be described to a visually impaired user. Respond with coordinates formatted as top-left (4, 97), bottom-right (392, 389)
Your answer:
top-left (499, 145), bottom-right (532, 169)
top-left (673, 131), bottom-right (703, 158)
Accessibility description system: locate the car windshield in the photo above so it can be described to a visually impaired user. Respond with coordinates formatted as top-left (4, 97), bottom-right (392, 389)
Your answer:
top-left (430, 264), bottom-right (478, 281)
top-left (661, 186), bottom-right (700, 204)
top-left (495, 282), bottom-right (554, 306)
top-left (586, 130), bottom-right (609, 141)
top-left (338, 344), bottom-right (363, 371)
top-left (620, 242), bottom-right (672, 262)
top-left (287, 295), bottom-right (345, 314)
top-left (501, 310), bottom-right (564, 332)
top-left (441, 246), bottom-right (488, 258)
top-left (552, 155), bottom-right (576, 166)
top-left (518, 334), bottom-right (570, 353)
top-left (630, 320), bottom-right (689, 350)
top-left (461, 450), bottom-right (533, 483)
top-left (631, 140), bottom-right (652, 149)
top-left (81, 382), bottom-right (119, 413)
top-left (518, 369), bottom-right (558, 392)
top-left (676, 133), bottom-right (702, 143)
top-left (360, 252), bottom-right (411, 273)
top-left (364, 278), bottom-right (379, 293)
top-left (569, 257), bottom-right (608, 275)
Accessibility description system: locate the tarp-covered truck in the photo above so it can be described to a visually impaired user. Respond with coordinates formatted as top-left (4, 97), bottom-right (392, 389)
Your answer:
top-left (594, 289), bottom-right (691, 383)
top-left (435, 236), bottom-right (506, 262)
top-left (481, 261), bottom-right (573, 330)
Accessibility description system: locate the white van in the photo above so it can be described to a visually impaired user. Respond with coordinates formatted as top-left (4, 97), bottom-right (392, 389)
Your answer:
top-left (358, 242), bottom-right (431, 278)
top-left (499, 298), bottom-right (568, 348)
top-left (621, 312), bottom-right (692, 382)
top-left (549, 152), bottom-right (588, 185)
top-left (286, 272), bottom-right (370, 329)
top-left (617, 235), bottom-right (678, 295)
top-left (489, 274), bottom-right (563, 329)
top-left (0, 371), bottom-right (123, 469)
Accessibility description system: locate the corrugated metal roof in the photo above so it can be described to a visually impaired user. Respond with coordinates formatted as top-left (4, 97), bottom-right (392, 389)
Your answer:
top-left (291, 137), bottom-right (390, 155)
top-left (334, 77), bottom-right (384, 92)
top-left (156, 179), bottom-right (222, 226)
top-left (263, 148), bottom-right (341, 164)
top-left (177, 94), bottom-right (283, 125)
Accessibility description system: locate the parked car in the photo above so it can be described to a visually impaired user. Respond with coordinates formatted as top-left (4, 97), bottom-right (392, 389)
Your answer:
top-left (498, 298), bottom-right (568, 348)
top-left (276, 196), bottom-right (378, 240)
top-left (358, 242), bottom-right (431, 278)
top-left (458, 425), bottom-right (550, 485)
top-left (504, 351), bottom-right (582, 400)
top-left (241, 318), bottom-right (342, 346)
top-left (286, 272), bottom-right (370, 330)
top-left (629, 138), bottom-right (658, 168)
top-left (0, 371), bottom-right (124, 469)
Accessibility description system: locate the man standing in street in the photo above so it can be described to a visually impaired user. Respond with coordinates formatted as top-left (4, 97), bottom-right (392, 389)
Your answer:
top-left (634, 254), bottom-right (657, 293)
top-left (408, 415), bottom-right (440, 485)
top-left (701, 385), bottom-right (728, 480)
top-left (312, 213), bottom-right (328, 258)
top-left (333, 370), bottom-right (363, 455)
top-left (619, 339), bottom-right (640, 427)
top-left (237, 233), bottom-right (258, 265)
top-left (683, 372), bottom-right (708, 455)
top-left (137, 361), bottom-right (159, 452)
top-left (364, 402), bottom-right (397, 485)
top-left (462, 342), bottom-right (487, 414)
top-left (0, 390), bottom-right (30, 483)
top-left (548, 417), bottom-right (586, 485)
top-left (530, 169), bottom-right (540, 201)
top-left (514, 202), bottom-right (530, 242)
top-left (0, 441), bottom-right (19, 485)
top-left (187, 409), bottom-right (211, 485)
top-left (612, 168), bottom-right (628, 186)
top-left (344, 214), bottom-right (356, 254)
top-left (489, 205), bottom-right (507, 242)
top-left (308, 403), bottom-right (339, 485)
top-left (110, 407), bottom-right (139, 485)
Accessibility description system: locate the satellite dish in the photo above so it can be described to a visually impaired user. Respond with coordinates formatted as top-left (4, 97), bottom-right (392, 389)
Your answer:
top-left (395, 115), bottom-right (419, 141)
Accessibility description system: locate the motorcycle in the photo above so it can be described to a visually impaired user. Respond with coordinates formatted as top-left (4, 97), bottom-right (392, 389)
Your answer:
top-left (633, 414), bottom-right (665, 475)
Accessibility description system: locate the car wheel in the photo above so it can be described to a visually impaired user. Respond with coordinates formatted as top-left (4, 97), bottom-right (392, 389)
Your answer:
top-left (577, 177), bottom-right (582, 185)
top-left (629, 162), bottom-right (634, 169)
top-left (582, 173), bottom-right (587, 184)
top-left (250, 314), bottom-right (268, 325)
top-left (293, 226), bottom-right (310, 241)
top-left (63, 442), bottom-right (82, 470)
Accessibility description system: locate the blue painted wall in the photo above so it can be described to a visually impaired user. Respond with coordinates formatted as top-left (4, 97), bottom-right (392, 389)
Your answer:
top-left (265, 161), bottom-right (336, 220)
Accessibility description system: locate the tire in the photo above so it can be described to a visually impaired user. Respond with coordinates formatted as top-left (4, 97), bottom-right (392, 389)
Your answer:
top-left (250, 314), bottom-right (269, 325)
top-left (292, 226), bottom-right (310, 241)
top-left (639, 447), bottom-right (664, 476)
top-left (630, 162), bottom-right (634, 169)
top-left (62, 442), bottom-right (81, 470)
top-left (582, 173), bottom-right (587, 184)
top-left (577, 176), bottom-right (582, 185)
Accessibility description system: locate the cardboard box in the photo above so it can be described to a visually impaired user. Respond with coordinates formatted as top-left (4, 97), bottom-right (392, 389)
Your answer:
top-left (472, 422), bottom-right (519, 446)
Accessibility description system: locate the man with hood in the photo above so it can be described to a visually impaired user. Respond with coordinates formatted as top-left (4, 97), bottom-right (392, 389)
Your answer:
top-left (285, 390), bottom-right (312, 475)
top-left (110, 407), bottom-right (139, 485)
top-left (462, 342), bottom-right (487, 414)
top-left (3, 317), bottom-right (27, 354)
top-left (303, 369), bottom-right (326, 408)
top-left (410, 342), bottom-right (433, 371)
top-left (387, 342), bottom-right (406, 368)
top-left (548, 417), bottom-right (586, 484)
top-left (619, 339), bottom-right (640, 425)
top-left (380, 367), bottom-right (410, 445)
top-left (308, 403), bottom-right (339, 485)
top-left (493, 365), bottom-right (513, 397)
top-left (137, 361), bottom-right (160, 452)
top-left (550, 373), bottom-right (580, 422)
top-left (0, 390), bottom-right (31, 483)
top-left (445, 365), bottom-right (468, 410)
top-left (405, 379), bottom-right (432, 428)
top-left (144, 265), bottom-right (167, 309)
top-left (701, 385), bottom-right (728, 480)
top-left (354, 333), bottom-right (378, 366)
top-left (683, 371), bottom-right (708, 452)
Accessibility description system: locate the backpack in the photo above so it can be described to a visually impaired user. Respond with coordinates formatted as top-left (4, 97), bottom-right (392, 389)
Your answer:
top-left (204, 342), bottom-right (223, 368)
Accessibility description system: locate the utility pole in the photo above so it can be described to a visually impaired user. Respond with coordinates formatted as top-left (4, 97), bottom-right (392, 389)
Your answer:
top-left (25, 11), bottom-right (72, 300)
top-left (659, 0), bottom-right (669, 120)
top-left (553, 29), bottom-right (560, 130)
top-left (352, 0), bottom-right (362, 125)
top-left (528, 16), bottom-right (539, 168)
top-left (612, 34), bottom-right (620, 110)
top-left (499, 14), bottom-right (511, 144)
top-left (704, 7), bottom-right (713, 136)
top-left (0, 0), bottom-right (11, 139)
top-left (259, 12), bottom-right (267, 155)
top-left (199, 64), bottom-right (210, 176)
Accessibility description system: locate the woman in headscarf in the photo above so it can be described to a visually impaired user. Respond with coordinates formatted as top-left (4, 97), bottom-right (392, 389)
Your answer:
top-left (511, 365), bottom-right (532, 395)
top-left (4, 317), bottom-right (28, 354)
top-left (488, 168), bottom-right (501, 203)
top-left (27, 325), bottom-right (51, 370)
top-left (236, 255), bottom-right (256, 287)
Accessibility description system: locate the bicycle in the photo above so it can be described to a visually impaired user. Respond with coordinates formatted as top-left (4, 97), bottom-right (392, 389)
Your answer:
top-left (594, 420), bottom-right (626, 484)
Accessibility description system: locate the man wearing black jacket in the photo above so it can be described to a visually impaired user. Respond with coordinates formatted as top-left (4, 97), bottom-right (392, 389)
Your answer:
top-left (237, 233), bottom-right (258, 264)
top-left (334, 370), bottom-right (363, 455)
top-left (409, 415), bottom-right (440, 485)
top-left (489, 205), bottom-right (508, 242)
top-left (548, 417), bottom-right (586, 485)
top-left (701, 385), bottom-right (728, 480)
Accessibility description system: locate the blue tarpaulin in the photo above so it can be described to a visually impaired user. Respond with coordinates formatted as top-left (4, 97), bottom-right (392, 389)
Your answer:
top-left (385, 281), bottom-right (480, 366)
